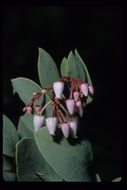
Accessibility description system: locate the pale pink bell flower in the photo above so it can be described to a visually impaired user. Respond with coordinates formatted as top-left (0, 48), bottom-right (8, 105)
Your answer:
top-left (69, 117), bottom-right (78, 138)
top-left (33, 115), bottom-right (45, 131)
top-left (66, 99), bottom-right (75, 115)
top-left (53, 81), bottom-right (64, 99)
top-left (46, 117), bottom-right (57, 136)
top-left (75, 100), bottom-right (84, 117)
top-left (60, 123), bottom-right (70, 138)
top-left (80, 83), bottom-right (88, 97)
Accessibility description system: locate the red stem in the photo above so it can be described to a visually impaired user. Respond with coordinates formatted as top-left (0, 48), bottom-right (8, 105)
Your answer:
top-left (40, 100), bottom-right (52, 115)
top-left (59, 110), bottom-right (67, 123)
top-left (55, 106), bottom-right (63, 123)
top-left (49, 104), bottom-right (56, 117)
top-left (58, 102), bottom-right (70, 117)
top-left (44, 85), bottom-right (53, 91)
top-left (69, 82), bottom-right (74, 99)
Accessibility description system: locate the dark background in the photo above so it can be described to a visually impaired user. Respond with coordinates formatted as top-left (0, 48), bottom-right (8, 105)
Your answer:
top-left (3, 6), bottom-right (122, 181)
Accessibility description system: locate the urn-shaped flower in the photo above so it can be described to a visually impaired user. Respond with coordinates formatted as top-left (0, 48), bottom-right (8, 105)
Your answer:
top-left (80, 83), bottom-right (88, 97)
top-left (75, 100), bottom-right (84, 117)
top-left (69, 117), bottom-right (78, 138)
top-left (46, 117), bottom-right (57, 136)
top-left (33, 115), bottom-right (45, 131)
top-left (53, 81), bottom-right (64, 99)
top-left (60, 123), bottom-right (70, 138)
top-left (88, 85), bottom-right (94, 95)
top-left (66, 99), bottom-right (75, 115)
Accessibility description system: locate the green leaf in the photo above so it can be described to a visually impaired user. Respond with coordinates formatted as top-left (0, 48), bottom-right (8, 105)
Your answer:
top-left (3, 155), bottom-right (16, 181)
top-left (67, 51), bottom-right (86, 81)
top-left (37, 48), bottom-right (60, 92)
top-left (60, 57), bottom-right (69, 76)
top-left (3, 114), bottom-right (19, 157)
top-left (16, 137), bottom-right (63, 181)
top-left (11, 77), bottom-right (42, 105)
top-left (18, 113), bottom-right (34, 139)
top-left (96, 173), bottom-right (102, 182)
top-left (112, 177), bottom-right (122, 182)
top-left (34, 127), bottom-right (93, 181)
top-left (75, 49), bottom-right (92, 85)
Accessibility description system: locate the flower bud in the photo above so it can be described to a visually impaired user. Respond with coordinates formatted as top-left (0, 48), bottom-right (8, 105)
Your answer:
top-left (27, 105), bottom-right (32, 114)
top-left (35, 105), bottom-right (41, 114)
top-left (53, 81), bottom-right (64, 99)
top-left (66, 99), bottom-right (75, 115)
top-left (73, 91), bottom-right (79, 101)
top-left (80, 83), bottom-right (88, 97)
top-left (60, 123), bottom-right (70, 138)
top-left (46, 117), bottom-right (57, 136)
top-left (69, 117), bottom-right (78, 138)
top-left (33, 115), bottom-right (45, 131)
top-left (88, 85), bottom-right (94, 95)
top-left (75, 100), bottom-right (83, 117)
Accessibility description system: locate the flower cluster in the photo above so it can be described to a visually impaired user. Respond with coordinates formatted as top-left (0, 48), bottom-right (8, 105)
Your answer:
top-left (23, 76), bottom-right (94, 138)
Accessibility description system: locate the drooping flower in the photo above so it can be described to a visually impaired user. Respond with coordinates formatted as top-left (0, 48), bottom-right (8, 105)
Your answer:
top-left (46, 117), bottom-right (57, 136)
top-left (60, 123), bottom-right (70, 138)
top-left (33, 115), bottom-right (45, 131)
top-left (80, 83), bottom-right (88, 97)
top-left (53, 81), bottom-right (64, 99)
top-left (75, 100), bottom-right (84, 117)
top-left (88, 85), bottom-right (94, 95)
top-left (66, 99), bottom-right (75, 115)
top-left (73, 91), bottom-right (79, 101)
top-left (69, 117), bottom-right (78, 138)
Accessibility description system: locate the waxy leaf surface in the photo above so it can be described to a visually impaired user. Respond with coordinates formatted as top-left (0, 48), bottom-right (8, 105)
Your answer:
top-left (3, 114), bottom-right (19, 157)
top-left (35, 127), bottom-right (93, 181)
top-left (16, 137), bottom-right (63, 181)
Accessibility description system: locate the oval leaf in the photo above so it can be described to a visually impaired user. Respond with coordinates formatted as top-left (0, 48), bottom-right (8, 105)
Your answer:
top-left (3, 114), bottom-right (19, 157)
top-left (75, 49), bottom-right (93, 85)
top-left (16, 137), bottom-right (63, 181)
top-left (34, 127), bottom-right (93, 181)
top-left (60, 57), bottom-right (69, 76)
top-left (37, 48), bottom-right (60, 90)
top-left (67, 51), bottom-right (86, 81)
top-left (11, 77), bottom-right (42, 105)
top-left (18, 113), bottom-right (34, 139)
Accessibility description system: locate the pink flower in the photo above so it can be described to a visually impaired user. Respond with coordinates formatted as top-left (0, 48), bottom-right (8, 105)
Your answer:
top-left (75, 100), bottom-right (83, 117)
top-left (33, 115), bottom-right (45, 131)
top-left (53, 81), bottom-right (64, 99)
top-left (60, 123), bottom-right (70, 138)
top-left (66, 99), bottom-right (75, 115)
top-left (46, 117), bottom-right (57, 136)
top-left (69, 117), bottom-right (78, 138)
top-left (73, 91), bottom-right (79, 101)
top-left (80, 83), bottom-right (88, 97)
top-left (88, 85), bottom-right (94, 95)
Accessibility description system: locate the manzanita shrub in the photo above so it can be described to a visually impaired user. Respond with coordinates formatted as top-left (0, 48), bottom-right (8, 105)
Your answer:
top-left (3, 48), bottom-right (121, 182)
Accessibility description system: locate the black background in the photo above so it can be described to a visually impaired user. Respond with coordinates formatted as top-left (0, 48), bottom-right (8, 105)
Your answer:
top-left (3, 5), bottom-right (122, 181)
